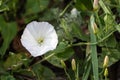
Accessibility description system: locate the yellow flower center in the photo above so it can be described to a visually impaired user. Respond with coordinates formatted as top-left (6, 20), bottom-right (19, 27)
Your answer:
top-left (37, 38), bottom-right (44, 44)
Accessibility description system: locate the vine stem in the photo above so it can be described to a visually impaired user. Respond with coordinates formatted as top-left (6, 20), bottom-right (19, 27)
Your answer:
top-left (71, 30), bottom-right (115, 46)
top-left (64, 68), bottom-right (72, 80)
top-left (30, 52), bottom-right (56, 67)
top-left (59, 1), bottom-right (73, 17)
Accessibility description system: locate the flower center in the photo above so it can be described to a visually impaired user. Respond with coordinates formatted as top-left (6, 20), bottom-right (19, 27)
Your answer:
top-left (37, 38), bottom-right (44, 45)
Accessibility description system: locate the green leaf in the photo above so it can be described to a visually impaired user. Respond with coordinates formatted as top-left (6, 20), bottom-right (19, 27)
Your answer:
top-left (39, 8), bottom-right (59, 21)
top-left (16, 69), bottom-right (35, 78)
top-left (115, 24), bottom-right (120, 33)
top-left (0, 61), bottom-right (7, 74)
top-left (0, 0), bottom-right (18, 12)
top-left (3, 52), bottom-right (28, 70)
top-left (99, 48), bottom-right (120, 68)
top-left (71, 23), bottom-right (88, 41)
top-left (54, 41), bottom-right (74, 60)
top-left (104, 14), bottom-right (116, 30)
top-left (75, 0), bottom-right (92, 11)
top-left (60, 19), bottom-right (73, 40)
top-left (45, 54), bottom-right (63, 68)
top-left (99, 0), bottom-right (112, 14)
top-left (45, 41), bottom-right (74, 68)
top-left (82, 59), bottom-right (91, 80)
top-left (24, 15), bottom-right (38, 23)
top-left (32, 64), bottom-right (55, 80)
top-left (54, 41), bottom-right (68, 53)
top-left (25, 0), bottom-right (49, 15)
top-left (104, 35), bottom-right (117, 48)
top-left (106, 49), bottom-right (120, 63)
top-left (0, 5), bottom-right (9, 12)
top-left (98, 35), bottom-right (117, 48)
top-left (89, 15), bottom-right (99, 80)
top-left (96, 14), bottom-right (116, 47)
top-left (0, 16), bottom-right (17, 57)
top-left (0, 75), bottom-right (15, 80)
top-left (46, 47), bottom-right (74, 68)
top-left (56, 47), bottom-right (74, 60)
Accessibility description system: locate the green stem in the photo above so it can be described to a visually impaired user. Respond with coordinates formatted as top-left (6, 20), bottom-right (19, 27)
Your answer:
top-left (59, 1), bottom-right (72, 17)
top-left (31, 52), bottom-right (56, 67)
top-left (105, 2), bottom-right (120, 8)
top-left (94, 11), bottom-right (102, 29)
top-left (75, 63), bottom-right (79, 80)
top-left (72, 29), bottom-right (115, 46)
top-left (105, 76), bottom-right (108, 80)
top-left (64, 68), bottom-right (72, 80)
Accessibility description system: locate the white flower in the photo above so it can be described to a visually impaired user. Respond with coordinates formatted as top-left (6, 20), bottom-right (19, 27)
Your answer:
top-left (21, 21), bottom-right (58, 57)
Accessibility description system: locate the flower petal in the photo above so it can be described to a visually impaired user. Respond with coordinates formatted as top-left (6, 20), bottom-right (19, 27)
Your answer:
top-left (21, 21), bottom-right (58, 57)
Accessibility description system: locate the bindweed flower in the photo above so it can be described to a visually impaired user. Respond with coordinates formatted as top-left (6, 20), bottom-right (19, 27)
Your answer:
top-left (21, 21), bottom-right (58, 57)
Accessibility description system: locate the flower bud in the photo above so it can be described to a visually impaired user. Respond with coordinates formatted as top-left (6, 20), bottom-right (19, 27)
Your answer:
top-left (92, 23), bottom-right (98, 34)
top-left (61, 60), bottom-right (66, 68)
top-left (103, 55), bottom-right (109, 68)
top-left (71, 59), bottom-right (76, 71)
top-left (104, 68), bottom-right (108, 77)
top-left (93, 0), bottom-right (99, 11)
top-left (0, 1), bottom-right (2, 6)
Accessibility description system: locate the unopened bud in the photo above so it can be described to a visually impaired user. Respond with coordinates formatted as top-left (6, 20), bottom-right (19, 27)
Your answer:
top-left (104, 68), bottom-right (108, 77)
top-left (92, 23), bottom-right (98, 34)
top-left (93, 0), bottom-right (99, 11)
top-left (71, 59), bottom-right (76, 71)
top-left (0, 0), bottom-right (2, 6)
top-left (61, 60), bottom-right (66, 68)
top-left (103, 55), bottom-right (109, 68)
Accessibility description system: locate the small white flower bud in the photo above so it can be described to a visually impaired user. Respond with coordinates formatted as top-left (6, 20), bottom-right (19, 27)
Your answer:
top-left (93, 0), bottom-right (99, 11)
top-left (103, 55), bottom-right (109, 68)
top-left (71, 59), bottom-right (76, 71)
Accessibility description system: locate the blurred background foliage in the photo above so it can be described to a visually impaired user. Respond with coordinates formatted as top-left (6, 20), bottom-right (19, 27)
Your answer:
top-left (0, 0), bottom-right (120, 80)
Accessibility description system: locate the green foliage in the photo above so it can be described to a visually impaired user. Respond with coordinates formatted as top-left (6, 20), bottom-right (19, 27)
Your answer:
top-left (56, 47), bottom-right (74, 60)
top-left (71, 22), bottom-right (88, 41)
top-left (104, 35), bottom-right (117, 48)
top-left (116, 24), bottom-right (120, 32)
top-left (45, 41), bottom-right (74, 68)
top-left (75, 0), bottom-right (93, 11)
top-left (0, 0), bottom-right (18, 12)
top-left (3, 52), bottom-right (29, 70)
top-left (0, 75), bottom-right (15, 80)
top-left (39, 8), bottom-right (59, 21)
top-left (0, 16), bottom-right (17, 57)
top-left (82, 58), bottom-right (91, 80)
top-left (32, 64), bottom-right (55, 80)
top-left (55, 42), bottom-right (74, 60)
top-left (25, 0), bottom-right (49, 15)
top-left (0, 0), bottom-right (120, 80)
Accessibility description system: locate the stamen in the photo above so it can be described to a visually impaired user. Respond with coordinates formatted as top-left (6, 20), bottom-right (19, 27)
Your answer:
top-left (37, 38), bottom-right (44, 44)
